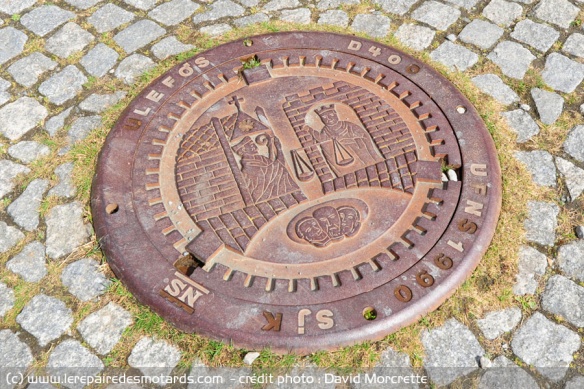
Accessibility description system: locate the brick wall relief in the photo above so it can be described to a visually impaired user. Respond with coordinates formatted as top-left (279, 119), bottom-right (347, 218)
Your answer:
top-left (283, 81), bottom-right (418, 195)
top-left (176, 95), bottom-right (307, 253)
top-left (175, 80), bottom-right (419, 255)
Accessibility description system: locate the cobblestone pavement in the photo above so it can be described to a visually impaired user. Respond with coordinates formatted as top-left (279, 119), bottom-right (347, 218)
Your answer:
top-left (0, 0), bottom-right (583, 387)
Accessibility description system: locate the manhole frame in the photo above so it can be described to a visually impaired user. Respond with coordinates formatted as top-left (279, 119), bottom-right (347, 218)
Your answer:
top-left (92, 31), bottom-right (502, 354)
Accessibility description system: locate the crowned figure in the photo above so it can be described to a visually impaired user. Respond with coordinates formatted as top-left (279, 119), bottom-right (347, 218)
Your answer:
top-left (306, 104), bottom-right (382, 176)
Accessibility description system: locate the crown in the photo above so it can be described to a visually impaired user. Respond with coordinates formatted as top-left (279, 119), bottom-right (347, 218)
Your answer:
top-left (314, 104), bottom-right (336, 115)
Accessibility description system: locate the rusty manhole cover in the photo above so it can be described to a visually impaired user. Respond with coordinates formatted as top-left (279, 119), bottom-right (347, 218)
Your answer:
top-left (92, 32), bottom-right (501, 354)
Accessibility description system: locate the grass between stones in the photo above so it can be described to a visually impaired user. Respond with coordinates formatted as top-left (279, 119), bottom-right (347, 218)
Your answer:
top-left (0, 19), bottom-right (569, 374)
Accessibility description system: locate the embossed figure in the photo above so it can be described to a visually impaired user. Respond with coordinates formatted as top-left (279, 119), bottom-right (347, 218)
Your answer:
top-left (312, 206), bottom-right (343, 240)
top-left (295, 205), bottom-right (362, 247)
top-left (307, 104), bottom-right (382, 172)
top-left (296, 217), bottom-right (331, 247)
top-left (232, 134), bottom-right (299, 203)
top-left (338, 206), bottom-right (361, 237)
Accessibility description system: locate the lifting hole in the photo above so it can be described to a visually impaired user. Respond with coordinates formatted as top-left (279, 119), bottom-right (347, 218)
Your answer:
top-left (363, 307), bottom-right (377, 321)
top-left (106, 203), bottom-right (119, 214)
top-left (406, 64), bottom-right (420, 74)
top-left (456, 106), bottom-right (467, 114)
top-left (243, 39), bottom-right (253, 47)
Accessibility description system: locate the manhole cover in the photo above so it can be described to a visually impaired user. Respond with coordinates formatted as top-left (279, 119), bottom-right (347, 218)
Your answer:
top-left (92, 32), bottom-right (501, 354)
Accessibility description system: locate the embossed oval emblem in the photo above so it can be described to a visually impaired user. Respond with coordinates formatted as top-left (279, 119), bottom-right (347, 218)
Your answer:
top-left (92, 32), bottom-right (501, 354)
top-left (287, 199), bottom-right (368, 247)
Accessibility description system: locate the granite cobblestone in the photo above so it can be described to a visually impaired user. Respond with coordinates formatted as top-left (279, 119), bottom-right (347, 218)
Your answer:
top-left (114, 20), bottom-right (165, 53)
top-left (264, 0), bottom-right (300, 11)
top-left (458, 19), bottom-right (503, 49)
top-left (317, 10), bottom-right (349, 27)
top-left (193, 0), bottom-right (244, 24)
top-left (394, 24), bottom-right (435, 51)
top-left (541, 53), bottom-right (584, 93)
top-left (88, 3), bottom-right (135, 33)
top-left (556, 157), bottom-right (584, 201)
top-left (16, 294), bottom-right (73, 346)
top-left (0, 77), bottom-right (10, 106)
top-left (20, 5), bottom-right (75, 37)
top-left (123, 0), bottom-right (156, 10)
top-left (45, 22), bottom-right (94, 59)
top-left (512, 312), bottom-right (580, 381)
top-left (534, 0), bottom-right (579, 29)
top-left (0, 161), bottom-right (30, 199)
top-left (531, 88), bottom-right (563, 125)
top-left (148, 0), bottom-right (200, 26)
top-left (280, 9), bottom-right (312, 24)
top-left (0, 0), bottom-right (37, 14)
top-left (412, 1), bottom-right (460, 31)
top-left (351, 14), bottom-right (390, 38)
top-left (0, 97), bottom-right (47, 140)
top-left (501, 109), bottom-right (540, 142)
top-left (200, 24), bottom-right (233, 37)
top-left (152, 36), bottom-right (194, 59)
top-left (39, 65), bottom-right (87, 105)
top-left (373, 0), bottom-right (416, 15)
top-left (115, 54), bottom-right (155, 84)
top-left (317, 0), bottom-right (358, 9)
top-left (488, 41), bottom-right (536, 79)
top-left (472, 74), bottom-right (519, 104)
top-left (482, 0), bottom-right (523, 27)
top-left (514, 150), bottom-right (556, 187)
top-left (7, 141), bottom-right (50, 164)
top-left (563, 33), bottom-right (584, 58)
top-left (430, 41), bottom-right (478, 71)
top-left (510, 19), bottom-right (559, 53)
top-left (0, 283), bottom-right (15, 318)
top-left (524, 201), bottom-right (559, 246)
top-left (0, 27), bottom-right (28, 66)
top-left (7, 179), bottom-right (49, 231)
top-left (6, 241), bottom-right (46, 282)
top-left (7, 53), bottom-right (57, 88)
top-left (81, 43), bottom-right (119, 78)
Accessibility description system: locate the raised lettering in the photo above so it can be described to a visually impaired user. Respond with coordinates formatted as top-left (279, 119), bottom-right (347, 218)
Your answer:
top-left (164, 278), bottom-right (186, 297)
top-left (465, 200), bottom-right (484, 217)
top-left (179, 287), bottom-right (203, 308)
top-left (146, 89), bottom-right (165, 103)
top-left (394, 285), bottom-right (412, 302)
top-left (297, 309), bottom-right (311, 335)
top-left (316, 309), bottom-right (334, 330)
top-left (470, 164), bottom-right (487, 176)
top-left (161, 272), bottom-right (210, 314)
top-left (174, 271), bottom-right (210, 294)
top-left (388, 55), bottom-right (402, 64)
top-left (368, 46), bottom-right (382, 57)
top-left (458, 218), bottom-right (477, 234)
top-left (434, 254), bottom-right (453, 270)
top-left (179, 62), bottom-right (194, 77)
top-left (416, 271), bottom-right (434, 287)
top-left (447, 240), bottom-right (464, 252)
top-left (194, 57), bottom-right (210, 68)
top-left (472, 184), bottom-right (487, 196)
top-left (162, 76), bottom-right (175, 88)
top-left (262, 311), bottom-right (282, 331)
top-left (122, 117), bottom-right (142, 131)
top-left (133, 107), bottom-right (151, 116)
top-left (348, 40), bottom-right (362, 51)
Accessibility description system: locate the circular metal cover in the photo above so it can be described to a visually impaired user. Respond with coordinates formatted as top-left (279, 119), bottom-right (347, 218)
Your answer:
top-left (92, 32), bottom-right (501, 354)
